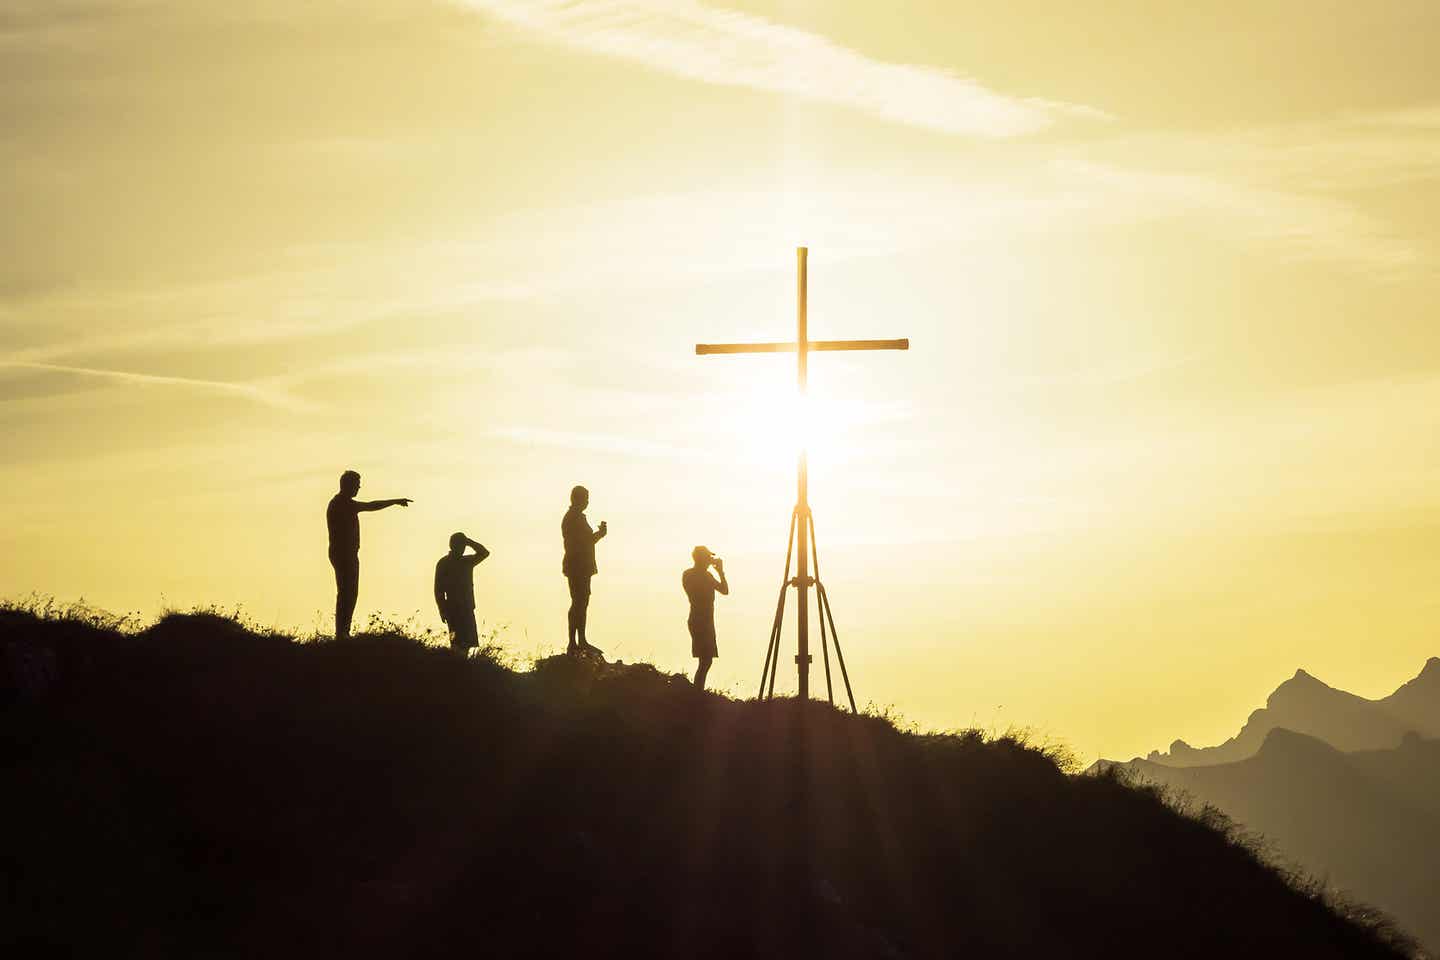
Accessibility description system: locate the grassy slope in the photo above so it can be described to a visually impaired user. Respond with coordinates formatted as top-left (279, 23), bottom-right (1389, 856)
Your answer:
top-left (1, 607), bottom-right (1414, 959)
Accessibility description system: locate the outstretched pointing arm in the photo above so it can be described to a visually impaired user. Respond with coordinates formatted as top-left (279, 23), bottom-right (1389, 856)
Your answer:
top-left (357, 497), bottom-right (412, 512)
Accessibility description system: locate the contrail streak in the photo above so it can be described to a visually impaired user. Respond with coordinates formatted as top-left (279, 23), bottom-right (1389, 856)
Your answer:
top-left (0, 360), bottom-right (314, 412)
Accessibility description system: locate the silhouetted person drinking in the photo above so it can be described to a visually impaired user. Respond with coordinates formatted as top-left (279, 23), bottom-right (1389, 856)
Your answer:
top-left (435, 533), bottom-right (490, 657)
top-left (683, 546), bottom-right (728, 691)
top-left (562, 485), bottom-right (607, 657)
top-left (326, 470), bottom-right (411, 641)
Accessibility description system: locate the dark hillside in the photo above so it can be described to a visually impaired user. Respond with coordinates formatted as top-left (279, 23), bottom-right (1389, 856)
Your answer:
top-left (1100, 729), bottom-right (1440, 953)
top-left (1, 608), bottom-right (1413, 959)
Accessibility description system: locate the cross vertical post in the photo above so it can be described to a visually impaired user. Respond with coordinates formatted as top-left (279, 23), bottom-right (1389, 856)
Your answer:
top-left (695, 247), bottom-right (908, 704)
top-left (795, 246), bottom-right (811, 701)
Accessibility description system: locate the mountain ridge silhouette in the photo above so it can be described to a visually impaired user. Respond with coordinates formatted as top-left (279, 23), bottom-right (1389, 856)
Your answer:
top-left (1382, 655), bottom-right (1440, 736)
top-left (1142, 658), bottom-right (1439, 767)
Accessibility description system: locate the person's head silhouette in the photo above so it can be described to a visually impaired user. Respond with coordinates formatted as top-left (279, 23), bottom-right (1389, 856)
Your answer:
top-left (570, 485), bottom-right (589, 509)
top-left (692, 545), bottom-right (714, 567)
top-left (449, 532), bottom-right (467, 556)
top-left (339, 470), bottom-right (361, 497)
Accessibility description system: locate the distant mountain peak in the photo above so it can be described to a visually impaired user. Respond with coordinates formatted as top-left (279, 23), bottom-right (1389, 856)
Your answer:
top-left (1381, 657), bottom-right (1440, 741)
top-left (1257, 726), bottom-right (1339, 759)
top-left (1267, 668), bottom-right (1337, 708)
top-left (1385, 656), bottom-right (1440, 698)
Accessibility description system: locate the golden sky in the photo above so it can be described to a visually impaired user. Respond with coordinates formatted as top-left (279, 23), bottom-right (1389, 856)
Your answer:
top-left (5, 0), bottom-right (1440, 761)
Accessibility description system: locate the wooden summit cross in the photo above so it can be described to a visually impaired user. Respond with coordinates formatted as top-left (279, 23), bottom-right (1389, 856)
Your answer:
top-left (696, 247), bottom-right (908, 708)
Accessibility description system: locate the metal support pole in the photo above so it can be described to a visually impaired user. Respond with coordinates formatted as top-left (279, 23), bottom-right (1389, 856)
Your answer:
top-left (759, 508), bottom-right (798, 698)
top-left (808, 512), bottom-right (857, 713)
top-left (759, 598), bottom-right (781, 698)
top-left (810, 513), bottom-right (834, 706)
top-left (819, 584), bottom-right (857, 714)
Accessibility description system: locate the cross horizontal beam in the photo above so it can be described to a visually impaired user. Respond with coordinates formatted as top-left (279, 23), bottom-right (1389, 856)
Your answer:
top-left (695, 338), bottom-right (909, 355)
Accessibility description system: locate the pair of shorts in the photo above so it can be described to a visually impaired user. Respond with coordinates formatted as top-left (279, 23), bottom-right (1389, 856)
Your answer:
top-left (567, 575), bottom-right (592, 602)
top-left (446, 607), bottom-right (478, 650)
top-left (688, 618), bottom-right (717, 659)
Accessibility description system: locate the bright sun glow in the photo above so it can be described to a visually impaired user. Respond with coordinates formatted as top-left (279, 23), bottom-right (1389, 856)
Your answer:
top-left (712, 365), bottom-right (888, 469)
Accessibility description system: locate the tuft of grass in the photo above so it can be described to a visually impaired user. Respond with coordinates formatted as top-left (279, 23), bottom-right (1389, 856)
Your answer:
top-left (991, 723), bottom-right (1081, 774)
top-left (352, 610), bottom-right (440, 648)
top-left (2, 593), bottom-right (146, 634)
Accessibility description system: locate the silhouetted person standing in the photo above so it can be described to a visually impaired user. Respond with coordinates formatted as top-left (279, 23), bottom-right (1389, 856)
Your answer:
top-left (683, 546), bottom-right (728, 691)
top-left (326, 470), bottom-right (411, 641)
top-left (562, 485), bottom-right (607, 657)
top-left (435, 533), bottom-right (490, 657)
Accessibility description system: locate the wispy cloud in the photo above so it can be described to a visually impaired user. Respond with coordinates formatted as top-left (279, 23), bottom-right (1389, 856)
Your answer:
top-left (0, 360), bottom-right (314, 411)
top-left (456, 0), bottom-right (1104, 137)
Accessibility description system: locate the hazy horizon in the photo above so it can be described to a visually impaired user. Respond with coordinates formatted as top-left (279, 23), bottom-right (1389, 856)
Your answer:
top-left (5, 0), bottom-right (1440, 762)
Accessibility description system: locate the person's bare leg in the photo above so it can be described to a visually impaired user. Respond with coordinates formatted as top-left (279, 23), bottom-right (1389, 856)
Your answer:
top-left (334, 557), bottom-right (358, 641)
top-left (694, 656), bottom-right (713, 691)
top-left (567, 578), bottom-right (585, 654)
top-left (576, 587), bottom-right (592, 650)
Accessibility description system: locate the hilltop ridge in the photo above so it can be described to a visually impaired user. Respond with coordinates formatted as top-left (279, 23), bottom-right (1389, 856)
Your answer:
top-left (1, 605), bottom-right (1412, 959)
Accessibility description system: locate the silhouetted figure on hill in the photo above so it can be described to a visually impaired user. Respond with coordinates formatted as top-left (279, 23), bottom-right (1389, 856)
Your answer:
top-left (562, 485), bottom-right (607, 658)
top-left (435, 533), bottom-right (490, 656)
top-left (682, 545), bottom-right (728, 691)
top-left (325, 470), bottom-right (411, 641)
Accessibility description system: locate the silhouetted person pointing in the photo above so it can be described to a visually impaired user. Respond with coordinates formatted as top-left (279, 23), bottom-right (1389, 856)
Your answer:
top-left (683, 546), bottom-right (728, 691)
top-left (325, 470), bottom-right (411, 641)
top-left (562, 484), bottom-right (607, 658)
top-left (435, 533), bottom-right (490, 657)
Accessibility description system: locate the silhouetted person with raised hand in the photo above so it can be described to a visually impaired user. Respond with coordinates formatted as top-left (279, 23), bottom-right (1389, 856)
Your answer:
top-left (326, 470), bottom-right (411, 641)
top-left (683, 546), bottom-right (728, 691)
top-left (435, 533), bottom-right (490, 657)
top-left (562, 484), bottom-right (607, 658)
